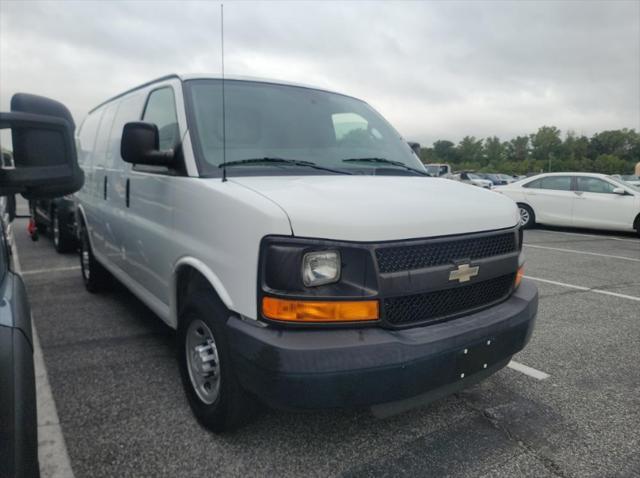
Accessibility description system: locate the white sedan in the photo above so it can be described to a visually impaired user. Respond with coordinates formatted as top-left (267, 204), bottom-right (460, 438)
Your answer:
top-left (495, 172), bottom-right (640, 235)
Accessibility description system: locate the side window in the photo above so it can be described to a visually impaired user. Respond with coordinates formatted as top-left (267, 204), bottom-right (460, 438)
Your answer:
top-left (77, 110), bottom-right (103, 168)
top-left (523, 178), bottom-right (541, 189)
top-left (143, 88), bottom-right (179, 150)
top-left (108, 94), bottom-right (145, 167)
top-left (539, 176), bottom-right (572, 191)
top-left (93, 103), bottom-right (118, 168)
top-left (576, 177), bottom-right (616, 194)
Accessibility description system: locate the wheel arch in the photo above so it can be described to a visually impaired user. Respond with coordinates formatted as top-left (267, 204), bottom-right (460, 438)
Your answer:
top-left (633, 212), bottom-right (640, 232)
top-left (171, 258), bottom-right (235, 329)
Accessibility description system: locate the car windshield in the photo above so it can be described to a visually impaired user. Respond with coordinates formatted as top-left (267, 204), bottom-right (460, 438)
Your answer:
top-left (184, 79), bottom-right (424, 177)
top-left (467, 173), bottom-right (482, 180)
top-left (609, 176), bottom-right (640, 192)
top-left (621, 175), bottom-right (639, 181)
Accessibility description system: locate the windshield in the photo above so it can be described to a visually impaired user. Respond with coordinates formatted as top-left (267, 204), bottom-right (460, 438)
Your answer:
top-left (467, 173), bottom-right (482, 180)
top-left (184, 79), bottom-right (424, 177)
top-left (621, 175), bottom-right (639, 181)
top-left (610, 176), bottom-right (640, 192)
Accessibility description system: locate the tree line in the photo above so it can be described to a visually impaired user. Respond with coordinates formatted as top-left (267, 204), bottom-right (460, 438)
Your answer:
top-left (418, 127), bottom-right (640, 175)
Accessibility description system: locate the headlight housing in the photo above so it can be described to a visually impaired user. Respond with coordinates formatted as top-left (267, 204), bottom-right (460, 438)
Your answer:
top-left (259, 236), bottom-right (380, 325)
top-left (302, 250), bottom-right (340, 287)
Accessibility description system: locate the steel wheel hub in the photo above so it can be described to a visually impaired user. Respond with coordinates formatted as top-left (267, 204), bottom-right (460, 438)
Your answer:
top-left (53, 214), bottom-right (60, 246)
top-left (185, 319), bottom-right (221, 404)
top-left (81, 238), bottom-right (90, 280)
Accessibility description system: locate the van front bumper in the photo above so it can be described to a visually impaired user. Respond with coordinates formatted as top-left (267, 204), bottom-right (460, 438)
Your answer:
top-left (227, 279), bottom-right (538, 410)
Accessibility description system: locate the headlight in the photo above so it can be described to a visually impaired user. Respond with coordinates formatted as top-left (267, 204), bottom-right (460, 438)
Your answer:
top-left (302, 250), bottom-right (340, 287)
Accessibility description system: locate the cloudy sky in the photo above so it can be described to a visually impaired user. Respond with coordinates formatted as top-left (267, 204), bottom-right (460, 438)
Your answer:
top-left (1, 0), bottom-right (638, 146)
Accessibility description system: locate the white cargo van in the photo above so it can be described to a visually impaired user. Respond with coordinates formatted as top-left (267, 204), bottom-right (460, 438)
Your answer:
top-left (75, 74), bottom-right (538, 431)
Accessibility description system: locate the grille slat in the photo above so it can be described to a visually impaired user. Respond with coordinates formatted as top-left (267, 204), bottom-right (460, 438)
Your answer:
top-left (383, 274), bottom-right (515, 326)
top-left (376, 232), bottom-right (516, 274)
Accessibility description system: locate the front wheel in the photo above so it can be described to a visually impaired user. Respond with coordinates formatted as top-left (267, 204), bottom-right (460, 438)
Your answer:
top-left (518, 204), bottom-right (535, 229)
top-left (178, 285), bottom-right (257, 432)
top-left (79, 225), bottom-right (111, 293)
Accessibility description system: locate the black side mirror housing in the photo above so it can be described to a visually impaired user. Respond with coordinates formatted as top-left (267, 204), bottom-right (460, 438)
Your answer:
top-left (0, 93), bottom-right (84, 199)
top-left (121, 122), bottom-right (175, 167)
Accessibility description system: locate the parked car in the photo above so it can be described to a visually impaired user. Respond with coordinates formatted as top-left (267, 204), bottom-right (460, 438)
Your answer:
top-left (477, 173), bottom-right (510, 186)
top-left (495, 172), bottom-right (640, 234)
top-left (497, 174), bottom-right (517, 184)
top-left (30, 196), bottom-right (78, 252)
top-left (1, 93), bottom-right (84, 478)
top-left (451, 172), bottom-right (493, 189)
top-left (75, 74), bottom-right (538, 432)
top-left (611, 174), bottom-right (640, 187)
top-left (425, 163), bottom-right (451, 177)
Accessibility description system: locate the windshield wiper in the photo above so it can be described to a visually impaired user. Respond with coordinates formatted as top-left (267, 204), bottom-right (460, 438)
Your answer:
top-left (342, 157), bottom-right (429, 176)
top-left (220, 157), bottom-right (352, 175)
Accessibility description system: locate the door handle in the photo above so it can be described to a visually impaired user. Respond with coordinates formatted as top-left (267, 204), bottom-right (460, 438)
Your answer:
top-left (103, 176), bottom-right (107, 200)
top-left (126, 178), bottom-right (130, 208)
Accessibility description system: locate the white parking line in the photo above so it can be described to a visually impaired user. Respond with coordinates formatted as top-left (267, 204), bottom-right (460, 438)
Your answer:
top-left (11, 244), bottom-right (75, 478)
top-left (524, 244), bottom-right (640, 262)
top-left (531, 229), bottom-right (639, 244)
top-left (507, 360), bottom-right (550, 380)
top-left (22, 265), bottom-right (82, 276)
top-left (525, 275), bottom-right (640, 302)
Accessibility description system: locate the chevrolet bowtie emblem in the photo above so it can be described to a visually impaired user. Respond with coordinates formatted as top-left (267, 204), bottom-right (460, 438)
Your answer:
top-left (449, 263), bottom-right (479, 283)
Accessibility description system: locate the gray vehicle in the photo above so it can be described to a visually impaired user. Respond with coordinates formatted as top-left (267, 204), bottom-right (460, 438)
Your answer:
top-left (30, 196), bottom-right (78, 252)
top-left (0, 93), bottom-right (84, 478)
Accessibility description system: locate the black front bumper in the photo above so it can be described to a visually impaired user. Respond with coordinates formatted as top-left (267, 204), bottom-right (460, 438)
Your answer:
top-left (227, 279), bottom-right (538, 410)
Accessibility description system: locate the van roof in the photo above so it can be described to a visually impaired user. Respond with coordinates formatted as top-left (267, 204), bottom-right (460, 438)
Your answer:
top-left (88, 73), bottom-right (347, 114)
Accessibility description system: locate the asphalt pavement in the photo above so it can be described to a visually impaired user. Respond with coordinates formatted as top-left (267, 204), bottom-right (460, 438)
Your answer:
top-left (13, 219), bottom-right (640, 478)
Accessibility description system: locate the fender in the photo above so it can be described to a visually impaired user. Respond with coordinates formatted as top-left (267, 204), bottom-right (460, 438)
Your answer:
top-left (75, 203), bottom-right (95, 249)
top-left (171, 256), bottom-right (237, 328)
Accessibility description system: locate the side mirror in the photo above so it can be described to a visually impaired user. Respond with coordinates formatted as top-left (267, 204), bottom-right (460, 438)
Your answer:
top-left (121, 122), bottom-right (175, 166)
top-left (0, 93), bottom-right (84, 199)
top-left (612, 187), bottom-right (626, 195)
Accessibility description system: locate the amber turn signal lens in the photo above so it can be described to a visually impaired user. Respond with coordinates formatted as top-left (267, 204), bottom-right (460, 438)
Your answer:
top-left (262, 297), bottom-right (379, 323)
top-left (515, 264), bottom-right (525, 288)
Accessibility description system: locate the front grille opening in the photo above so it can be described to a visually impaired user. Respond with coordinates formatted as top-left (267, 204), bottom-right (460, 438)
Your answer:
top-left (376, 232), bottom-right (517, 273)
top-left (383, 273), bottom-right (515, 326)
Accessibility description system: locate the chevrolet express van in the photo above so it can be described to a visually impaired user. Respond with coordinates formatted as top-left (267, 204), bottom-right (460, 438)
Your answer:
top-left (75, 74), bottom-right (538, 431)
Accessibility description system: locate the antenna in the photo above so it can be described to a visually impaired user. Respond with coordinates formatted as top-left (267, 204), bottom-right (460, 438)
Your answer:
top-left (221, 3), bottom-right (227, 182)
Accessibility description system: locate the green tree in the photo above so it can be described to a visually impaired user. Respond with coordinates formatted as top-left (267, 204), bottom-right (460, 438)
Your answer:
top-left (484, 136), bottom-right (505, 165)
top-left (530, 126), bottom-right (563, 162)
top-left (589, 129), bottom-right (640, 163)
top-left (562, 131), bottom-right (590, 161)
top-left (457, 136), bottom-right (484, 165)
top-left (505, 136), bottom-right (530, 162)
top-left (593, 154), bottom-right (628, 174)
top-left (432, 140), bottom-right (459, 164)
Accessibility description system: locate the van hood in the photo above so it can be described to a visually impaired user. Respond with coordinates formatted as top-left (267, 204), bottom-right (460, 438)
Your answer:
top-left (231, 176), bottom-right (519, 241)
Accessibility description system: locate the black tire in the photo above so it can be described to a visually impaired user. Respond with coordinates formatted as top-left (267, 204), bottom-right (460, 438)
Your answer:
top-left (178, 281), bottom-right (258, 432)
top-left (517, 203), bottom-right (535, 229)
top-left (79, 224), bottom-right (111, 293)
top-left (52, 208), bottom-right (75, 253)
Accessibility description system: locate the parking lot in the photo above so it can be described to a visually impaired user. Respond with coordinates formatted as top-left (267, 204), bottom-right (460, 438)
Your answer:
top-left (13, 218), bottom-right (640, 478)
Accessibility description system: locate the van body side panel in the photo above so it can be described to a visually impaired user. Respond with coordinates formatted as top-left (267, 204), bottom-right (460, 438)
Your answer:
top-left (172, 178), bottom-right (292, 320)
top-left (123, 172), bottom-right (176, 304)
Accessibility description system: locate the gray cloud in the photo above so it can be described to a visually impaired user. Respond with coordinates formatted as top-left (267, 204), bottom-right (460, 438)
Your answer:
top-left (1, 0), bottom-right (638, 145)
